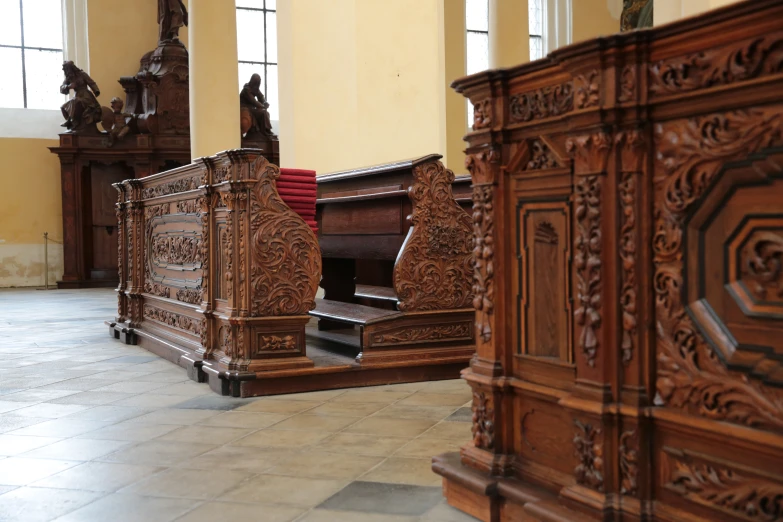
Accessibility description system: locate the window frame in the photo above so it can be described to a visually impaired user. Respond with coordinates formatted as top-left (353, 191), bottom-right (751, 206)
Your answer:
top-left (236, 1), bottom-right (277, 114)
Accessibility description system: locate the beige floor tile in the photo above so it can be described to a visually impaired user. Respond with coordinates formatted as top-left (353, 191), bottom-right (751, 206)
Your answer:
top-left (0, 486), bottom-right (102, 522)
top-left (421, 380), bottom-right (472, 394)
top-left (33, 461), bottom-right (165, 492)
top-left (134, 372), bottom-right (190, 383)
top-left (157, 425), bottom-right (254, 445)
top-left (53, 492), bottom-right (195, 522)
top-left (49, 391), bottom-right (135, 406)
top-left (421, 500), bottom-right (480, 521)
top-left (0, 435), bottom-right (61, 456)
top-left (397, 393), bottom-right (473, 407)
top-left (307, 401), bottom-right (388, 418)
top-left (21, 438), bottom-right (131, 461)
top-left (110, 393), bottom-right (191, 409)
top-left (9, 403), bottom-right (91, 419)
top-left (374, 404), bottom-right (460, 421)
top-left (148, 382), bottom-right (212, 397)
top-left (394, 437), bottom-right (463, 458)
top-left (345, 417), bottom-right (437, 438)
top-left (0, 457), bottom-right (80, 486)
top-left (361, 382), bottom-right (429, 393)
top-left (231, 429), bottom-right (332, 449)
top-left (122, 467), bottom-right (252, 499)
top-left (297, 510), bottom-right (418, 522)
top-left (63, 405), bottom-right (150, 423)
top-left (199, 411), bottom-right (288, 429)
top-left (179, 445), bottom-right (293, 473)
top-left (99, 440), bottom-right (218, 466)
top-left (235, 399), bottom-right (316, 414)
top-left (127, 409), bottom-right (221, 425)
top-left (316, 432), bottom-right (410, 457)
top-left (266, 389), bottom-right (346, 402)
top-left (219, 474), bottom-right (348, 508)
top-left (90, 381), bottom-right (170, 394)
top-left (8, 418), bottom-right (113, 438)
top-left (272, 414), bottom-right (360, 433)
top-left (0, 390), bottom-right (77, 403)
top-left (177, 501), bottom-right (303, 522)
top-left (420, 421), bottom-right (471, 441)
top-left (74, 421), bottom-right (181, 441)
top-left (361, 457), bottom-right (442, 486)
top-left (0, 401), bottom-right (38, 414)
top-left (330, 390), bottom-right (411, 404)
top-left (266, 450), bottom-right (383, 480)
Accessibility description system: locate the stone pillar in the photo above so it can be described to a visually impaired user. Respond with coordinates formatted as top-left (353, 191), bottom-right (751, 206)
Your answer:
top-left (188, 0), bottom-right (240, 159)
top-left (489, 0), bottom-right (529, 68)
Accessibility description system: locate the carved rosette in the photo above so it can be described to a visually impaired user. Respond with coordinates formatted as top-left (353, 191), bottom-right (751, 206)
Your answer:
top-left (247, 156), bottom-right (321, 317)
top-left (573, 419), bottom-right (604, 491)
top-left (653, 108), bottom-right (783, 431)
top-left (665, 453), bottom-right (783, 521)
top-left (740, 232), bottom-right (783, 301)
top-left (649, 32), bottom-right (783, 98)
top-left (619, 430), bottom-right (639, 497)
top-left (509, 82), bottom-right (573, 122)
top-left (471, 391), bottom-right (495, 450)
top-left (394, 161), bottom-right (473, 312)
top-left (575, 70), bottom-right (600, 109)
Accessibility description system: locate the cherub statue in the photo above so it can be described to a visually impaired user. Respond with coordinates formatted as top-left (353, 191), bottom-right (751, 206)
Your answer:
top-left (240, 73), bottom-right (276, 137)
top-left (60, 61), bottom-right (102, 132)
top-left (105, 97), bottom-right (131, 147)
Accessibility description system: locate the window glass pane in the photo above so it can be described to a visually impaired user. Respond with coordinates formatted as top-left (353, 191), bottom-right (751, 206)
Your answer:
top-left (236, 9), bottom-right (265, 62)
top-left (266, 11), bottom-right (277, 63)
top-left (530, 36), bottom-right (543, 61)
top-left (235, 0), bottom-right (264, 8)
top-left (266, 64), bottom-right (278, 121)
top-left (0, 47), bottom-right (25, 108)
top-left (23, 0), bottom-right (63, 49)
top-left (0, 0), bottom-right (22, 46)
top-left (266, 0), bottom-right (276, 10)
top-left (529, 0), bottom-right (543, 36)
top-left (238, 62), bottom-right (264, 95)
top-left (466, 32), bottom-right (489, 75)
top-left (25, 48), bottom-right (64, 109)
top-left (465, 0), bottom-right (488, 32)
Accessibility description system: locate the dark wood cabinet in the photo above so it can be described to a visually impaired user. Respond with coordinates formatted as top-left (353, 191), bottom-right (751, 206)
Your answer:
top-left (433, 1), bottom-right (783, 520)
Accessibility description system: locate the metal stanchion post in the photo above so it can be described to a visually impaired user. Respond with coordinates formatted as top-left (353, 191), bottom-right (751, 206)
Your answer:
top-left (44, 232), bottom-right (49, 290)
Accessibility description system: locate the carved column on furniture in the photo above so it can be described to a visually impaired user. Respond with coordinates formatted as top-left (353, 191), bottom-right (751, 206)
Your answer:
top-left (125, 179), bottom-right (144, 328)
top-left (114, 183), bottom-right (128, 323)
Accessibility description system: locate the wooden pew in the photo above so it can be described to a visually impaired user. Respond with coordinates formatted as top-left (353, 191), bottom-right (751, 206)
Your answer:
top-left (311, 154), bottom-right (475, 366)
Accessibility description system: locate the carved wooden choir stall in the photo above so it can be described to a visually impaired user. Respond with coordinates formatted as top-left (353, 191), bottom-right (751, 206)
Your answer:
top-left (108, 151), bottom-right (476, 397)
top-left (433, 1), bottom-right (783, 521)
top-left (50, 6), bottom-right (191, 289)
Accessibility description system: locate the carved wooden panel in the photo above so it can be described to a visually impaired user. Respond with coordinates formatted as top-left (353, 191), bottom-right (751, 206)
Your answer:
top-left (515, 394), bottom-right (578, 480)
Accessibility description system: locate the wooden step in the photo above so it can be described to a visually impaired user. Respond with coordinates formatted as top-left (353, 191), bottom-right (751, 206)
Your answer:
top-left (355, 284), bottom-right (398, 304)
top-left (309, 298), bottom-right (400, 326)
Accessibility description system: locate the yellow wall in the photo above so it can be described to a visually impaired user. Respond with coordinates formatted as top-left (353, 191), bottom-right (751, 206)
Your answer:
top-left (278, 0), bottom-right (448, 175)
top-left (655, 0), bottom-right (741, 25)
top-left (0, 1), bottom-right (163, 287)
top-left (573, 0), bottom-right (623, 43)
top-left (444, 0), bottom-right (467, 173)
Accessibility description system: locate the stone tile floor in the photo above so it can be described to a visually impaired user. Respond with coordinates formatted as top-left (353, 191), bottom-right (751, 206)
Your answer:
top-left (0, 288), bottom-right (476, 522)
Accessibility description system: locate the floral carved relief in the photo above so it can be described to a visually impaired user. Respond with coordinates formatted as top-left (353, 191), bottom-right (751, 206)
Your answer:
top-left (574, 419), bottom-right (604, 491)
top-left (509, 82), bottom-right (574, 123)
top-left (394, 161), bottom-right (474, 312)
top-left (471, 391), bottom-right (495, 450)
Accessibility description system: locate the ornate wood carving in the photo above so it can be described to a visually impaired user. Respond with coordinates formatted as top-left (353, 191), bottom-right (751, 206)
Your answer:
top-left (141, 175), bottom-right (200, 199)
top-left (649, 32), bottom-right (783, 98)
top-left (198, 196), bottom-right (209, 304)
top-left (175, 288), bottom-right (201, 304)
top-left (150, 234), bottom-right (202, 266)
top-left (666, 453), bottom-right (783, 521)
top-left (509, 82), bottom-right (574, 123)
top-left (143, 305), bottom-right (202, 336)
top-left (371, 322), bottom-right (472, 345)
top-left (654, 108), bottom-right (783, 431)
top-left (575, 70), bottom-right (600, 109)
top-left (740, 231), bottom-right (783, 302)
top-left (619, 430), bottom-right (639, 497)
top-left (574, 419), bottom-right (604, 491)
top-left (573, 175), bottom-right (602, 368)
top-left (394, 161), bottom-right (473, 312)
top-left (525, 140), bottom-right (560, 171)
top-left (176, 199), bottom-right (198, 214)
top-left (259, 335), bottom-right (296, 351)
top-left (247, 156), bottom-right (320, 316)
top-left (471, 184), bottom-right (495, 343)
top-left (473, 99), bottom-right (492, 130)
top-left (471, 391), bottom-right (495, 450)
top-left (534, 222), bottom-right (558, 244)
top-left (619, 65), bottom-right (636, 103)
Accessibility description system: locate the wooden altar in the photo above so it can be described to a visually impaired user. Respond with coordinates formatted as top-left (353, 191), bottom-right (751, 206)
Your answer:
top-left (433, 1), bottom-right (783, 520)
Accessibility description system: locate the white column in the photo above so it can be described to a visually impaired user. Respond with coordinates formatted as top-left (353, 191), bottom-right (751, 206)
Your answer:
top-left (188, 0), bottom-right (241, 159)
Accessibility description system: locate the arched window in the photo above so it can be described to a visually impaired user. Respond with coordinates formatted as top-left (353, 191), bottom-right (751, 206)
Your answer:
top-left (236, 0), bottom-right (278, 121)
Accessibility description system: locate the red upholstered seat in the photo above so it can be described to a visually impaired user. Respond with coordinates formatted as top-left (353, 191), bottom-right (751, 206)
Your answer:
top-left (279, 168), bottom-right (317, 234)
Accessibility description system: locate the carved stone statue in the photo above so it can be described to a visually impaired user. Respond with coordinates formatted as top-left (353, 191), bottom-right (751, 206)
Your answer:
top-left (240, 73), bottom-right (276, 137)
top-left (60, 61), bottom-right (102, 132)
top-left (159, 0), bottom-right (188, 42)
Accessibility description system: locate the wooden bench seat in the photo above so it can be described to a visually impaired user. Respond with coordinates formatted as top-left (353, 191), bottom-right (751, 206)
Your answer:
top-left (354, 284), bottom-right (398, 304)
top-left (310, 298), bottom-right (400, 326)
